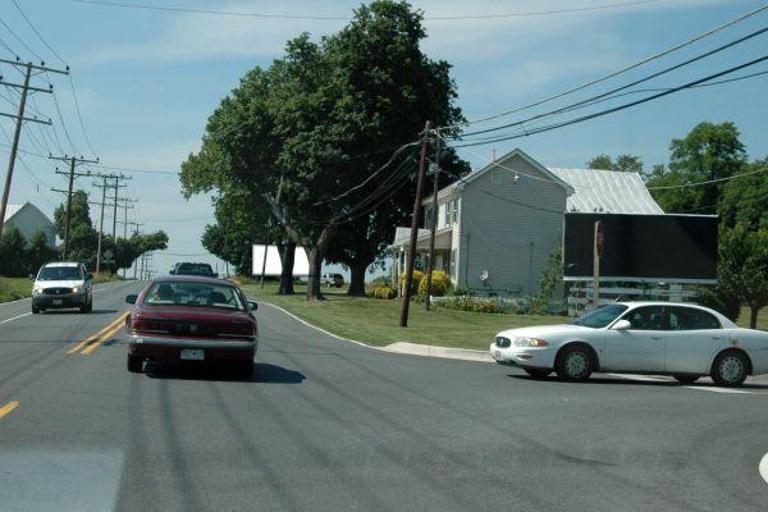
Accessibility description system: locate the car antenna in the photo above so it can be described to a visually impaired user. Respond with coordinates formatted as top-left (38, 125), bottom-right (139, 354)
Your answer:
top-left (614, 295), bottom-right (624, 302)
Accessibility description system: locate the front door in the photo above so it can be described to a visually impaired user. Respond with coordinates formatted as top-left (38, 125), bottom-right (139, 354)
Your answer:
top-left (604, 306), bottom-right (667, 372)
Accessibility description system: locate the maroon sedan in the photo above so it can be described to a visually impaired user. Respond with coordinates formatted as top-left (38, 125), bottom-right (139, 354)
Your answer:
top-left (125, 276), bottom-right (258, 375)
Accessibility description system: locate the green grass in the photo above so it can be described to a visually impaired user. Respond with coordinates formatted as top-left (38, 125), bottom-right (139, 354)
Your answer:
top-left (0, 276), bottom-right (31, 303)
top-left (737, 306), bottom-right (768, 330)
top-left (240, 281), bottom-right (570, 351)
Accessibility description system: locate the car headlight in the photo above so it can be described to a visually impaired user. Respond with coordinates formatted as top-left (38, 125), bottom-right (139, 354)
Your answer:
top-left (72, 287), bottom-right (79, 293)
top-left (32, 286), bottom-right (42, 294)
top-left (514, 337), bottom-right (549, 347)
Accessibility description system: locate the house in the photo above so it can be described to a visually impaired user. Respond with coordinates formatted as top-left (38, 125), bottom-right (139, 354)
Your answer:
top-left (2, 202), bottom-right (57, 246)
top-left (391, 149), bottom-right (662, 296)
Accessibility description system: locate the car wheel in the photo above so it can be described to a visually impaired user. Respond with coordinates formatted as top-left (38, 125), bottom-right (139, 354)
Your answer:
top-left (555, 345), bottom-right (593, 382)
top-left (127, 354), bottom-right (144, 373)
top-left (673, 375), bottom-right (699, 385)
top-left (711, 351), bottom-right (749, 387)
top-left (32, 304), bottom-right (39, 314)
top-left (524, 368), bottom-right (551, 379)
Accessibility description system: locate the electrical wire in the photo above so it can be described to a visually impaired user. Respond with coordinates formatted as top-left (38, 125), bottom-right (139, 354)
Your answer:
top-left (10, 0), bottom-right (68, 66)
top-left (0, 15), bottom-right (43, 62)
top-left (452, 25), bottom-right (768, 139)
top-left (446, 53), bottom-right (768, 148)
top-left (455, 2), bottom-right (768, 128)
top-left (70, 0), bottom-right (661, 21)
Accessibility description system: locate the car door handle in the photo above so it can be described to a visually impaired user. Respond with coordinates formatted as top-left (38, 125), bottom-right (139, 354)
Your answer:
top-left (651, 336), bottom-right (663, 340)
top-left (712, 337), bottom-right (722, 340)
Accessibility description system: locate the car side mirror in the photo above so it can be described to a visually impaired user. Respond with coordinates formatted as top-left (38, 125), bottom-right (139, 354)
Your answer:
top-left (612, 319), bottom-right (631, 330)
top-left (248, 300), bottom-right (258, 311)
top-left (28, 273), bottom-right (35, 280)
top-left (169, 269), bottom-right (175, 275)
top-left (126, 294), bottom-right (138, 304)
top-left (86, 273), bottom-right (94, 281)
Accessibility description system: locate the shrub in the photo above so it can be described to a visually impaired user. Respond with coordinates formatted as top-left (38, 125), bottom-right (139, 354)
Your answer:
top-left (372, 286), bottom-right (396, 299)
top-left (439, 296), bottom-right (508, 314)
top-left (417, 270), bottom-right (452, 297)
top-left (398, 270), bottom-right (424, 295)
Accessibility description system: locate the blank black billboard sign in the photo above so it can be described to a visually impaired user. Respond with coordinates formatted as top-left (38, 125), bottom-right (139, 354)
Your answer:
top-left (563, 213), bottom-right (718, 282)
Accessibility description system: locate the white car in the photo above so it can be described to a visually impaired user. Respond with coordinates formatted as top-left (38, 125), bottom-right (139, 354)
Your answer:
top-left (491, 302), bottom-right (768, 387)
top-left (31, 262), bottom-right (94, 314)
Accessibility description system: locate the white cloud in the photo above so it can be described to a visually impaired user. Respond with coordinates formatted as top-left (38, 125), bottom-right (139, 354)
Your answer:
top-left (76, 0), bottom-right (729, 64)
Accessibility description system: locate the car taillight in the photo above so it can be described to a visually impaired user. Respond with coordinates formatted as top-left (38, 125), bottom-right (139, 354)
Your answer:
top-left (129, 315), bottom-right (169, 334)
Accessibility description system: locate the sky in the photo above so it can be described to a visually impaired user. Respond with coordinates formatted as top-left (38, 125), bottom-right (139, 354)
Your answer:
top-left (1, 0), bottom-right (766, 279)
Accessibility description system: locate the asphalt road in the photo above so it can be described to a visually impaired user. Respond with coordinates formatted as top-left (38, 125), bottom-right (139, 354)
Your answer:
top-left (1, 282), bottom-right (767, 511)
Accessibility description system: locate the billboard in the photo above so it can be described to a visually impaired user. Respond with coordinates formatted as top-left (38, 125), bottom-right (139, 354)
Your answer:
top-left (563, 213), bottom-right (718, 283)
top-left (251, 244), bottom-right (310, 277)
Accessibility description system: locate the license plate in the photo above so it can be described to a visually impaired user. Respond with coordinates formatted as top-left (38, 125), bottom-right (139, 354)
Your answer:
top-left (180, 349), bottom-right (204, 361)
top-left (52, 299), bottom-right (63, 305)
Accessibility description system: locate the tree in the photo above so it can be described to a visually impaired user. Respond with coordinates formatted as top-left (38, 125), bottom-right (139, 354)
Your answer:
top-left (718, 224), bottom-right (768, 329)
top-left (648, 121), bottom-right (746, 213)
top-left (586, 154), bottom-right (642, 172)
top-left (26, 230), bottom-right (57, 274)
top-left (181, 1), bottom-right (467, 300)
top-left (0, 227), bottom-right (27, 276)
top-left (719, 158), bottom-right (768, 230)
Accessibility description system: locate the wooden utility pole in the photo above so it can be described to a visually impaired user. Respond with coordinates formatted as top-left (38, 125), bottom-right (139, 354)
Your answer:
top-left (0, 58), bottom-right (66, 241)
top-left (424, 130), bottom-right (441, 311)
top-left (399, 121), bottom-right (431, 328)
top-left (93, 176), bottom-right (109, 274)
top-left (49, 155), bottom-right (99, 259)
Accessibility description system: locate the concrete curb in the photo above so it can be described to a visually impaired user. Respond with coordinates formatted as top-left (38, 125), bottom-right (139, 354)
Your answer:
top-left (256, 300), bottom-right (492, 363)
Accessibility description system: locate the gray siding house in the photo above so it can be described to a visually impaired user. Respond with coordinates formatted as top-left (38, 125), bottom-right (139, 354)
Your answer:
top-left (392, 149), bottom-right (662, 296)
top-left (3, 202), bottom-right (57, 246)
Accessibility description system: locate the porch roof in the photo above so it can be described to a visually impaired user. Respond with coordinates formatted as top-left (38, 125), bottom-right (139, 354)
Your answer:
top-left (391, 226), bottom-right (453, 251)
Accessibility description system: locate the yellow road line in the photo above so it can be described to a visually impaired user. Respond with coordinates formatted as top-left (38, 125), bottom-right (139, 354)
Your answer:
top-left (80, 316), bottom-right (128, 356)
top-left (0, 401), bottom-right (19, 420)
top-left (69, 312), bottom-right (129, 355)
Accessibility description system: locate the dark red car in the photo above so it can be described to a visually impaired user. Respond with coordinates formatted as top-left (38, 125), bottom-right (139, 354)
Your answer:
top-left (125, 276), bottom-right (258, 375)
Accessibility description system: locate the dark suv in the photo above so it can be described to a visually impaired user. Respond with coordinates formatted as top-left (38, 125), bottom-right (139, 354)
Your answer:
top-left (170, 262), bottom-right (217, 278)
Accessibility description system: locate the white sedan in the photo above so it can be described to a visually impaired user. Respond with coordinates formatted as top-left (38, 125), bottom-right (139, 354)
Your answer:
top-left (491, 302), bottom-right (768, 386)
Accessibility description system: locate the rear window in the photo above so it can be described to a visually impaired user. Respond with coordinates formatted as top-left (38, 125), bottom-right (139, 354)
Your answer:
top-left (176, 264), bottom-right (214, 276)
top-left (143, 281), bottom-right (244, 310)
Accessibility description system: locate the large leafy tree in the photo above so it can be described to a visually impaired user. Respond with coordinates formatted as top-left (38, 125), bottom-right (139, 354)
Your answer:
top-left (718, 225), bottom-right (768, 328)
top-left (181, 0), bottom-right (466, 299)
top-left (719, 158), bottom-right (768, 230)
top-left (586, 154), bottom-right (643, 173)
top-left (648, 122), bottom-right (746, 213)
top-left (0, 227), bottom-right (27, 276)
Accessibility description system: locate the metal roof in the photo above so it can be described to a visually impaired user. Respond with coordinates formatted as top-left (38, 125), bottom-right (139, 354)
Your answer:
top-left (547, 168), bottom-right (663, 215)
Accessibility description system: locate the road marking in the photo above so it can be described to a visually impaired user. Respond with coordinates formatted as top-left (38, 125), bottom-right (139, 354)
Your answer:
top-left (0, 312), bottom-right (32, 325)
top-left (760, 452), bottom-right (768, 485)
top-left (0, 401), bottom-right (19, 420)
top-left (69, 313), bottom-right (129, 355)
top-left (607, 373), bottom-right (671, 383)
top-left (683, 386), bottom-right (768, 395)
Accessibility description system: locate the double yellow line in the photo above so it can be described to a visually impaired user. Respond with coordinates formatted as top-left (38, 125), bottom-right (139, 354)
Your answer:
top-left (68, 312), bottom-right (129, 356)
top-left (0, 400), bottom-right (19, 420)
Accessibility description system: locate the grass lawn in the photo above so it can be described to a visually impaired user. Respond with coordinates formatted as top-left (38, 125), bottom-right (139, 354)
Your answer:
top-left (240, 281), bottom-right (570, 351)
top-left (737, 306), bottom-right (768, 330)
top-left (0, 276), bottom-right (31, 303)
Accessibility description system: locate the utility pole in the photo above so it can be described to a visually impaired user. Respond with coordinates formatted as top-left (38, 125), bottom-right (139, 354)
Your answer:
top-left (91, 173), bottom-right (127, 274)
top-left (114, 198), bottom-right (137, 277)
top-left (49, 155), bottom-right (99, 259)
top-left (0, 58), bottom-right (67, 241)
top-left (110, 175), bottom-right (130, 270)
top-left (399, 121), bottom-right (431, 328)
top-left (424, 130), bottom-right (441, 312)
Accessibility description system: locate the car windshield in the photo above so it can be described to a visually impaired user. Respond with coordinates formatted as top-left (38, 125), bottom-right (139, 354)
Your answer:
top-left (571, 304), bottom-right (628, 328)
top-left (37, 266), bottom-right (82, 281)
top-left (143, 281), bottom-right (244, 310)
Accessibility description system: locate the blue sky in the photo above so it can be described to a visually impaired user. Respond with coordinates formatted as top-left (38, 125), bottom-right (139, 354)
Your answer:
top-left (1, 0), bottom-right (766, 277)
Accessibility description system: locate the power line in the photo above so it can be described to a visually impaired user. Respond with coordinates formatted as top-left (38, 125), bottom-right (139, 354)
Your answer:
top-left (10, 0), bottom-right (68, 66)
top-left (456, 2), bottom-right (768, 128)
top-left (67, 76), bottom-right (97, 157)
top-left (453, 24), bottom-right (768, 139)
top-left (647, 166), bottom-right (768, 190)
top-left (0, 16), bottom-right (43, 62)
top-left (70, 0), bottom-right (661, 21)
top-left (446, 53), bottom-right (768, 148)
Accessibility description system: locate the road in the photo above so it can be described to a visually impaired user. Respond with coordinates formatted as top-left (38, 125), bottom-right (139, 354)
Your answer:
top-left (0, 282), bottom-right (766, 511)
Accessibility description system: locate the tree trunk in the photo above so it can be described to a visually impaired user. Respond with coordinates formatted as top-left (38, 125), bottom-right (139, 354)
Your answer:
top-left (278, 241), bottom-right (296, 295)
top-left (750, 304), bottom-right (759, 329)
top-left (306, 246), bottom-right (323, 300)
top-left (305, 225), bottom-right (337, 301)
top-left (347, 260), bottom-right (368, 296)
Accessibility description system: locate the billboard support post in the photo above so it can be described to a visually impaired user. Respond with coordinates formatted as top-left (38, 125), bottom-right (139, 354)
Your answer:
top-left (593, 220), bottom-right (604, 307)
